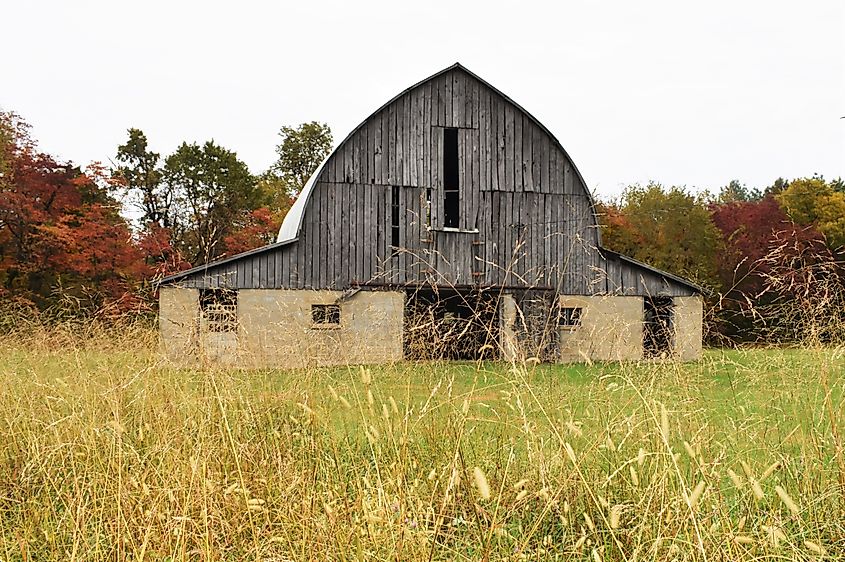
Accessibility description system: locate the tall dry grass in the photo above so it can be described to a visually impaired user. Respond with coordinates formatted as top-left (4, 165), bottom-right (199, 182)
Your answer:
top-left (0, 321), bottom-right (843, 560)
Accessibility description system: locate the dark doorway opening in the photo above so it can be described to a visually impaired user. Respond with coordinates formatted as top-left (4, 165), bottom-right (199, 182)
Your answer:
top-left (644, 297), bottom-right (674, 358)
top-left (404, 288), bottom-right (499, 360)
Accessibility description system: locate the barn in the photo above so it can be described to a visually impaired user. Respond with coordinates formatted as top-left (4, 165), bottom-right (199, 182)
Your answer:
top-left (157, 63), bottom-right (703, 367)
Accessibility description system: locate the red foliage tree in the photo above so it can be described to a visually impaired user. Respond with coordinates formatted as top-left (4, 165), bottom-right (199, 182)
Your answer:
top-left (0, 112), bottom-right (150, 312)
top-left (222, 207), bottom-right (282, 256)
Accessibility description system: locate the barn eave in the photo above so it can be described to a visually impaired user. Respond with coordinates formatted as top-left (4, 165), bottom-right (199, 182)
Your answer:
top-left (600, 248), bottom-right (704, 295)
top-left (155, 237), bottom-right (298, 287)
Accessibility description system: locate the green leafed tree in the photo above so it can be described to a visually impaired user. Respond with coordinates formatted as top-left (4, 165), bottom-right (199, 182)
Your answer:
top-left (271, 122), bottom-right (333, 197)
top-left (164, 141), bottom-right (264, 264)
top-left (115, 128), bottom-right (171, 229)
top-left (717, 179), bottom-right (762, 203)
top-left (599, 182), bottom-right (722, 289)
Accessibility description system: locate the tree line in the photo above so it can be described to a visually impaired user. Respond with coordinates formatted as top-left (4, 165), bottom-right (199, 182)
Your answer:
top-left (0, 111), bottom-right (331, 314)
top-left (598, 177), bottom-right (845, 343)
top-left (1, 109), bottom-right (843, 343)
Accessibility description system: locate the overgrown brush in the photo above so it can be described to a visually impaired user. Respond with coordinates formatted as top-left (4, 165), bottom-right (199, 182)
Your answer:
top-left (0, 330), bottom-right (843, 560)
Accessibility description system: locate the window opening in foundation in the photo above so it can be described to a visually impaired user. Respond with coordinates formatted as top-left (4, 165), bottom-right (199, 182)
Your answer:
top-left (557, 306), bottom-right (582, 329)
top-left (199, 289), bottom-right (237, 333)
top-left (312, 304), bottom-right (341, 326)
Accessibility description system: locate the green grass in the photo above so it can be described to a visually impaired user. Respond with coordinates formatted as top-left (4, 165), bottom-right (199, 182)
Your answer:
top-left (0, 331), bottom-right (843, 561)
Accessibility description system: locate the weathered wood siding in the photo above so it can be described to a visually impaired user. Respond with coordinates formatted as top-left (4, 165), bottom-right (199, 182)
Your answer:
top-left (174, 66), bottom-right (695, 297)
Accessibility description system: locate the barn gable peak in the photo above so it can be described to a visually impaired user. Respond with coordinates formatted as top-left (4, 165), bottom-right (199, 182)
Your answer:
top-left (275, 62), bottom-right (599, 246)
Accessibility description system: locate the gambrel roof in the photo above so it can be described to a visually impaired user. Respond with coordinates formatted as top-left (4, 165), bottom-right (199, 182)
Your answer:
top-left (160, 63), bottom-right (701, 296)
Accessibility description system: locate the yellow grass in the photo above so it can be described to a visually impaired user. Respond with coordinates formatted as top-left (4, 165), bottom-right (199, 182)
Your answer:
top-left (0, 323), bottom-right (843, 560)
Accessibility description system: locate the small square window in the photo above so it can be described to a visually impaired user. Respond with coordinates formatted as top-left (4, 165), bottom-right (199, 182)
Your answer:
top-left (312, 304), bottom-right (341, 326)
top-left (557, 307), bottom-right (582, 329)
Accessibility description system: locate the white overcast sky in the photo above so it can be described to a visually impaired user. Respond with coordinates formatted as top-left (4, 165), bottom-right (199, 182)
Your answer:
top-left (3, 0), bottom-right (843, 199)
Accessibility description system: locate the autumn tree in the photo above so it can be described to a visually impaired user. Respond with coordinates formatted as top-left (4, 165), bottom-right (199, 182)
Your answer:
top-left (717, 180), bottom-right (762, 203)
top-left (0, 111), bottom-right (149, 311)
top-left (598, 182), bottom-right (722, 289)
top-left (777, 176), bottom-right (845, 250)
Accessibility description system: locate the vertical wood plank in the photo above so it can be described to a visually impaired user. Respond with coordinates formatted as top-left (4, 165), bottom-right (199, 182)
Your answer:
top-left (478, 87), bottom-right (488, 191)
top-left (373, 112), bottom-right (382, 185)
top-left (388, 101), bottom-right (397, 185)
top-left (504, 104), bottom-right (515, 192)
top-left (514, 109), bottom-right (523, 191)
top-left (356, 183), bottom-right (364, 284)
top-left (537, 127), bottom-right (548, 193)
top-left (444, 72), bottom-right (453, 128)
top-left (469, 74), bottom-right (477, 129)
top-left (523, 116), bottom-right (534, 192)
top-left (454, 71), bottom-right (464, 127)
top-left (495, 96), bottom-right (505, 191)
top-left (407, 93), bottom-right (416, 187)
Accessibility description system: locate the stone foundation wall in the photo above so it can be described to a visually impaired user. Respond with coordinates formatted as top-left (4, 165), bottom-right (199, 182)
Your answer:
top-left (159, 288), bottom-right (702, 366)
top-left (673, 295), bottom-right (703, 360)
top-left (236, 289), bottom-right (404, 368)
top-left (558, 295), bottom-right (645, 362)
top-left (159, 287), bottom-right (199, 362)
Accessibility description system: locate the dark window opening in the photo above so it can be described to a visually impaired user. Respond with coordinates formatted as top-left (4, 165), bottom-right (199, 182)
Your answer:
top-left (443, 128), bottom-right (459, 228)
top-left (312, 304), bottom-right (341, 326)
top-left (557, 307), bottom-right (582, 329)
top-left (644, 297), bottom-right (674, 358)
top-left (391, 185), bottom-right (400, 255)
top-left (425, 188), bottom-right (432, 230)
top-left (444, 191), bottom-right (459, 228)
top-left (200, 289), bottom-right (237, 333)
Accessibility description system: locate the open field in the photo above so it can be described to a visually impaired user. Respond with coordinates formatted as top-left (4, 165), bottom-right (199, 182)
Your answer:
top-left (0, 327), bottom-right (843, 561)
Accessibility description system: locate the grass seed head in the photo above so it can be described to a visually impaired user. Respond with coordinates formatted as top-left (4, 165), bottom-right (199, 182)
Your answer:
top-left (804, 540), bottom-right (826, 555)
top-left (472, 467), bottom-right (491, 500)
top-left (609, 504), bottom-right (623, 529)
top-left (727, 468), bottom-right (744, 489)
top-left (750, 478), bottom-right (765, 501)
top-left (760, 461), bottom-right (781, 481)
top-left (774, 485), bottom-right (800, 516)
top-left (687, 480), bottom-right (706, 509)
top-left (629, 465), bottom-right (639, 487)
top-left (565, 442), bottom-right (577, 464)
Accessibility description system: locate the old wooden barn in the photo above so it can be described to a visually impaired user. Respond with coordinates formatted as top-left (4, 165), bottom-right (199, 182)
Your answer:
top-left (158, 63), bottom-right (703, 367)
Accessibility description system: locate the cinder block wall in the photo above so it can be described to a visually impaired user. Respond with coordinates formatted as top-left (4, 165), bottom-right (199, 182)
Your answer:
top-left (673, 295), bottom-right (703, 360)
top-left (237, 289), bottom-right (404, 368)
top-left (558, 295), bottom-right (645, 361)
top-left (159, 287), bottom-right (199, 362)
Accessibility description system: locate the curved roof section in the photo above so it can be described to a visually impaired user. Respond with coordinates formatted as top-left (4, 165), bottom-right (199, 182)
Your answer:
top-left (277, 62), bottom-right (602, 245)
